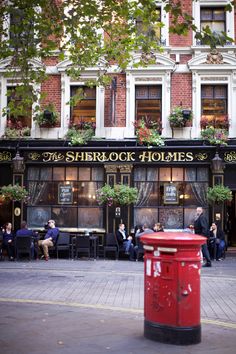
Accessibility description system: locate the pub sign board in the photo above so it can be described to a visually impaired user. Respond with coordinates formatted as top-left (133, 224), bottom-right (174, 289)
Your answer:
top-left (164, 183), bottom-right (179, 205)
top-left (58, 183), bottom-right (73, 204)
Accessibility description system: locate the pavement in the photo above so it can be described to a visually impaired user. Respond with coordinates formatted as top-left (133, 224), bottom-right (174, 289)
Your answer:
top-left (0, 255), bottom-right (236, 354)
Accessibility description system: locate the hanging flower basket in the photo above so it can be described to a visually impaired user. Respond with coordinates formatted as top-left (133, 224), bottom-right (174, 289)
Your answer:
top-left (96, 184), bottom-right (138, 207)
top-left (168, 107), bottom-right (192, 128)
top-left (207, 185), bottom-right (232, 205)
top-left (134, 119), bottom-right (164, 147)
top-left (0, 184), bottom-right (29, 202)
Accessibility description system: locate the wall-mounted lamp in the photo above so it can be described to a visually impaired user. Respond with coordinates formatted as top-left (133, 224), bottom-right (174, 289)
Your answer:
top-left (211, 152), bottom-right (225, 173)
top-left (12, 150), bottom-right (25, 174)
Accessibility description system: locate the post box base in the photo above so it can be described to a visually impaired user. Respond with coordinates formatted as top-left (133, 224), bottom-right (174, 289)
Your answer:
top-left (144, 320), bottom-right (201, 345)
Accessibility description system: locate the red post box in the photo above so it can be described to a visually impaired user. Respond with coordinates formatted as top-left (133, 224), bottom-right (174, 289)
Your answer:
top-left (141, 232), bottom-right (206, 345)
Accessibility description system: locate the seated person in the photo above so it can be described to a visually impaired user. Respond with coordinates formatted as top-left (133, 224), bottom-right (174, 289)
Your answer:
top-left (135, 224), bottom-right (154, 260)
top-left (38, 220), bottom-right (59, 261)
top-left (2, 222), bottom-right (15, 261)
top-left (16, 221), bottom-right (38, 259)
top-left (116, 223), bottom-right (135, 261)
top-left (152, 222), bottom-right (164, 232)
top-left (209, 222), bottom-right (225, 261)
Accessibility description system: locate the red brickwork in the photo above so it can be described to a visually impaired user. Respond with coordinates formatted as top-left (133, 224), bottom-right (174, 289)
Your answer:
top-left (43, 57), bottom-right (59, 66)
top-left (171, 73), bottom-right (192, 109)
top-left (41, 75), bottom-right (61, 121)
top-left (169, 0), bottom-right (193, 47)
top-left (104, 74), bottom-right (126, 127)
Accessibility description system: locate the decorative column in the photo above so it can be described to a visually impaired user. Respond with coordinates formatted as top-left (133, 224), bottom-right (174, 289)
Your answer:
top-left (12, 150), bottom-right (25, 231)
top-left (211, 151), bottom-right (225, 227)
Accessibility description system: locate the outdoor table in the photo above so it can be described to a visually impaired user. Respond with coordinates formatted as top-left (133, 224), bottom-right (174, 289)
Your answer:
top-left (71, 234), bottom-right (98, 260)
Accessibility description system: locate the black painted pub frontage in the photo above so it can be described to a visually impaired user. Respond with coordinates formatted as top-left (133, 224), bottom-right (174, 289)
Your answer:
top-left (1, 139), bottom-right (236, 246)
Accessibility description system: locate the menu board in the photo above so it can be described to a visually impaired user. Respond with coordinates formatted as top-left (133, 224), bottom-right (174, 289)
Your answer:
top-left (164, 183), bottom-right (179, 205)
top-left (58, 184), bottom-right (73, 204)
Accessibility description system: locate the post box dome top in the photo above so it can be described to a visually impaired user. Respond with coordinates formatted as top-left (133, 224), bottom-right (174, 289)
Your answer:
top-left (140, 232), bottom-right (206, 247)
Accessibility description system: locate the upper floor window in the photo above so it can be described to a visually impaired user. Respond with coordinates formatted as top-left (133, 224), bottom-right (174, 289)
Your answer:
top-left (6, 86), bottom-right (32, 128)
top-left (201, 85), bottom-right (227, 116)
top-left (136, 8), bottom-right (165, 45)
top-left (9, 8), bottom-right (34, 48)
top-left (70, 86), bottom-right (96, 126)
top-left (135, 85), bottom-right (162, 131)
top-left (200, 7), bottom-right (225, 38)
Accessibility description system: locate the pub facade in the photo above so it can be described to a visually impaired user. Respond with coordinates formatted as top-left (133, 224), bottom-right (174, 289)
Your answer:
top-left (1, 0), bottom-right (236, 246)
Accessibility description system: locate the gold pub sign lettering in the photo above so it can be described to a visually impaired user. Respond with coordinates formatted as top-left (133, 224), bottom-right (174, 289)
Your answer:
top-left (40, 151), bottom-right (194, 163)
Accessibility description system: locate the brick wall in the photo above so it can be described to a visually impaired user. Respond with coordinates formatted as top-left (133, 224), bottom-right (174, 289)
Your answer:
top-left (104, 74), bottom-right (126, 127)
top-left (169, 0), bottom-right (192, 47)
top-left (171, 73), bottom-right (192, 109)
top-left (41, 75), bottom-right (61, 121)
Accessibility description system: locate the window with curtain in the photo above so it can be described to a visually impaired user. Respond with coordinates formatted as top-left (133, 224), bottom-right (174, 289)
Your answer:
top-left (27, 166), bottom-right (104, 228)
top-left (70, 86), bottom-right (96, 126)
top-left (135, 85), bottom-right (162, 131)
top-left (133, 166), bottom-right (209, 229)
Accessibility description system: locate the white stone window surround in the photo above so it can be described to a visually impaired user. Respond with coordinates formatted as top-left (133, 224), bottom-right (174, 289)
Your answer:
top-left (57, 60), bottom-right (105, 139)
top-left (125, 54), bottom-right (175, 139)
top-left (188, 53), bottom-right (236, 138)
top-left (192, 0), bottom-right (235, 47)
top-left (0, 58), bottom-right (42, 138)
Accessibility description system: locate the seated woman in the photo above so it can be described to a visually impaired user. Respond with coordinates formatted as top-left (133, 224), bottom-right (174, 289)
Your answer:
top-left (209, 222), bottom-right (225, 261)
top-left (2, 222), bottom-right (15, 261)
top-left (152, 222), bottom-right (164, 232)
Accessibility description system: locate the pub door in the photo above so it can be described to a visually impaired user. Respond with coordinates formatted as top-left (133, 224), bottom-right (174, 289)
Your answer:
top-left (104, 164), bottom-right (133, 235)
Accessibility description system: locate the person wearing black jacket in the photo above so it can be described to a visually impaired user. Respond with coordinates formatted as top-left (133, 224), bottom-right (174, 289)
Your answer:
top-left (116, 223), bottom-right (135, 261)
top-left (194, 207), bottom-right (212, 267)
top-left (209, 222), bottom-right (225, 261)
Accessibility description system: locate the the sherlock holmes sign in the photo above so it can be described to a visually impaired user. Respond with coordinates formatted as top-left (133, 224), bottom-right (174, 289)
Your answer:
top-left (27, 150), bottom-right (210, 163)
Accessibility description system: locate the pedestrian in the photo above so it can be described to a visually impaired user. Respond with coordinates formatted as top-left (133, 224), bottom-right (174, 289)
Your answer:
top-left (209, 222), bottom-right (225, 261)
top-left (134, 223), bottom-right (154, 261)
top-left (38, 220), bottom-right (59, 261)
top-left (2, 222), bottom-right (15, 261)
top-left (194, 207), bottom-right (212, 267)
top-left (116, 223), bottom-right (135, 261)
top-left (16, 221), bottom-right (38, 259)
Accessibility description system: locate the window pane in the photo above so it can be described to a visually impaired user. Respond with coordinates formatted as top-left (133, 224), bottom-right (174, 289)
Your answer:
top-left (197, 168), bottom-right (208, 181)
top-left (134, 167), bottom-right (146, 181)
top-left (78, 208), bottom-right (103, 228)
top-left (27, 207), bottom-right (51, 228)
top-left (92, 167), bottom-right (104, 181)
top-left (159, 168), bottom-right (171, 181)
top-left (53, 167), bottom-right (65, 181)
top-left (79, 167), bottom-right (91, 181)
top-left (71, 86), bottom-right (96, 124)
top-left (134, 208), bottom-right (158, 228)
top-left (184, 208), bottom-right (197, 228)
top-left (172, 168), bottom-right (183, 182)
top-left (185, 168), bottom-right (196, 181)
top-left (78, 182), bottom-right (102, 206)
top-left (159, 208), bottom-right (183, 229)
top-left (134, 182), bottom-right (158, 206)
top-left (147, 168), bottom-right (158, 181)
top-left (66, 167), bottom-right (77, 181)
top-left (52, 207), bottom-right (77, 227)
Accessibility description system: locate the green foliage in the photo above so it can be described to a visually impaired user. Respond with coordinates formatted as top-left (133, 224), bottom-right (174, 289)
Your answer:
top-left (201, 127), bottom-right (228, 146)
top-left (33, 103), bottom-right (58, 127)
top-left (66, 127), bottom-right (94, 146)
top-left (96, 184), bottom-right (138, 206)
top-left (0, 0), bottom-right (233, 118)
top-left (207, 185), bottom-right (232, 205)
top-left (0, 184), bottom-right (29, 202)
top-left (4, 127), bottom-right (30, 138)
top-left (168, 107), bottom-right (192, 128)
